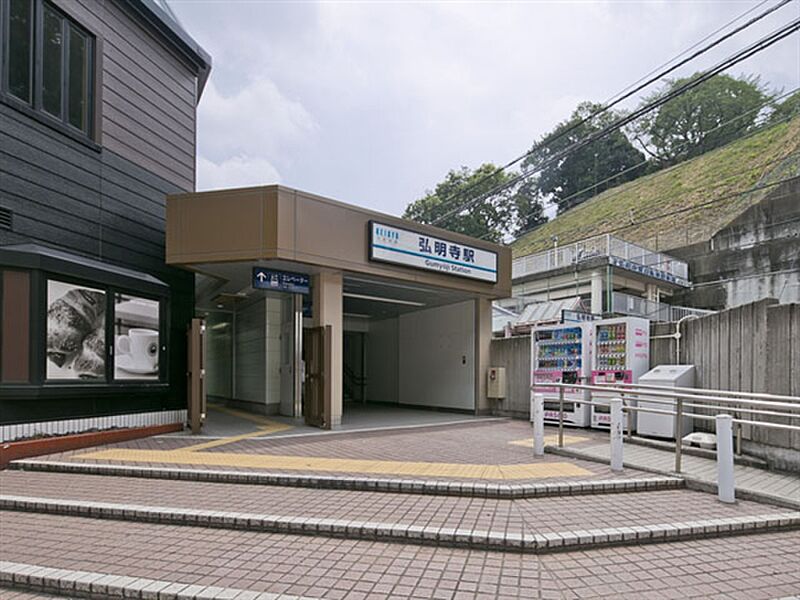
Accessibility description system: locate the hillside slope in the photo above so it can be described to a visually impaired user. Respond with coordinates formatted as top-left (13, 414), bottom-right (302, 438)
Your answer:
top-left (511, 117), bottom-right (800, 258)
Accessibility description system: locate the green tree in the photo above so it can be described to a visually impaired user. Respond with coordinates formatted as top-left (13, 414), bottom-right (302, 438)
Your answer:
top-left (403, 163), bottom-right (544, 242)
top-left (767, 89), bottom-right (800, 125)
top-left (630, 73), bottom-right (769, 165)
top-left (523, 102), bottom-right (646, 214)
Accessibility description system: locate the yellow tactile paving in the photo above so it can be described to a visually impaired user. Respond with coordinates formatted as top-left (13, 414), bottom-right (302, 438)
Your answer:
top-left (74, 448), bottom-right (592, 479)
top-left (509, 434), bottom-right (589, 448)
top-left (181, 405), bottom-right (294, 452)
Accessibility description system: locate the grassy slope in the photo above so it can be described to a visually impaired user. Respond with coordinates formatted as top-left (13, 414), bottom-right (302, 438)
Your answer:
top-left (511, 117), bottom-right (800, 258)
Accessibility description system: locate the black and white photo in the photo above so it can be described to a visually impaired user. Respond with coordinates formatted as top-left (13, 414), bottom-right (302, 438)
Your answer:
top-left (46, 280), bottom-right (106, 380)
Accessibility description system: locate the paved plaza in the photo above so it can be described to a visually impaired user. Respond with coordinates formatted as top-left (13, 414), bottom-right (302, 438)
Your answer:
top-left (1, 417), bottom-right (799, 598)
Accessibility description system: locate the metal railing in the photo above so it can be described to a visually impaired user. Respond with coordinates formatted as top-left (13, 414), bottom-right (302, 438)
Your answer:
top-left (611, 291), bottom-right (714, 322)
top-left (512, 233), bottom-right (689, 284)
top-left (529, 381), bottom-right (800, 503)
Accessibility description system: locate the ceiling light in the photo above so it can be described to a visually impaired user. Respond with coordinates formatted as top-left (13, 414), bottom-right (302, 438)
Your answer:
top-left (343, 292), bottom-right (425, 307)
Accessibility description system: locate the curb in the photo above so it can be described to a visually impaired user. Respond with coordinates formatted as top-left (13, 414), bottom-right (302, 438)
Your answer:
top-left (0, 560), bottom-right (320, 599)
top-left (9, 459), bottom-right (684, 499)
top-left (2, 494), bottom-right (798, 554)
top-left (546, 445), bottom-right (800, 511)
top-left (0, 423), bottom-right (183, 469)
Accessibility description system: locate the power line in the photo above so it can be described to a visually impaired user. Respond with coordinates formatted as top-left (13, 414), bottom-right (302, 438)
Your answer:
top-left (501, 94), bottom-right (800, 242)
top-left (431, 13), bottom-right (800, 227)
top-left (421, 0), bottom-right (794, 225)
top-left (514, 170), bottom-right (800, 273)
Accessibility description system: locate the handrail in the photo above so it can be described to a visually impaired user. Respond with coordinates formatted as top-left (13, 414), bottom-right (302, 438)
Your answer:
top-left (608, 381), bottom-right (800, 403)
top-left (548, 381), bottom-right (800, 412)
top-left (530, 381), bottom-right (800, 477)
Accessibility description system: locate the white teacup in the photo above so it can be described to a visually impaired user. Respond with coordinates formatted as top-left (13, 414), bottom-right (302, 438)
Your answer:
top-left (117, 328), bottom-right (159, 372)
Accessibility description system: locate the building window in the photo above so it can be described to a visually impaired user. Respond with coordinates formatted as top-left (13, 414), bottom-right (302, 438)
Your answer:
top-left (3, 0), bottom-right (94, 136)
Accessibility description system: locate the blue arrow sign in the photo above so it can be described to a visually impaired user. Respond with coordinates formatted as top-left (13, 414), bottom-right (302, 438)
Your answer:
top-left (252, 268), bottom-right (310, 294)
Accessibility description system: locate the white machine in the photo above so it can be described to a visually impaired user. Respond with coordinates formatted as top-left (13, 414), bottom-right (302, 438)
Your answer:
top-left (531, 322), bottom-right (593, 427)
top-left (636, 365), bottom-right (695, 439)
top-left (590, 316), bottom-right (650, 430)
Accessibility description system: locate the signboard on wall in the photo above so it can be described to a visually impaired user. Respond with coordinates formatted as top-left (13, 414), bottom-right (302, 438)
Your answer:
top-left (252, 268), bottom-right (310, 294)
top-left (368, 221), bottom-right (498, 283)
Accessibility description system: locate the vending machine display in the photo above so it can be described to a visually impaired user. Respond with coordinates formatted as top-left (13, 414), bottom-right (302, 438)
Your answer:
top-left (531, 323), bottom-right (592, 427)
top-left (590, 316), bottom-right (650, 430)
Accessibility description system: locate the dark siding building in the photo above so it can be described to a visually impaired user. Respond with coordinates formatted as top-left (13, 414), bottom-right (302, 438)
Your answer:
top-left (0, 0), bottom-right (210, 439)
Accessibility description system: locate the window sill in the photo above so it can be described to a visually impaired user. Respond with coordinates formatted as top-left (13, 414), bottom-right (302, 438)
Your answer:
top-left (0, 93), bottom-right (100, 153)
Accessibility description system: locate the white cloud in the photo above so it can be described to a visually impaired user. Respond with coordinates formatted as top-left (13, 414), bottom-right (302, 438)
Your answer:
top-left (197, 78), bottom-right (317, 168)
top-left (196, 154), bottom-right (281, 192)
top-left (172, 0), bottom-right (800, 214)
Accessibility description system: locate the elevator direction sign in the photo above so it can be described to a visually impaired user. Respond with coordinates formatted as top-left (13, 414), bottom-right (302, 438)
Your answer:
top-left (369, 221), bottom-right (497, 283)
top-left (252, 268), bottom-right (310, 294)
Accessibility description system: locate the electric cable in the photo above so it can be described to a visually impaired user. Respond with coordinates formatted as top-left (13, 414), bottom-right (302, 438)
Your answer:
top-left (503, 96), bottom-right (800, 241)
top-left (420, 0), bottom-right (795, 225)
top-left (431, 15), bottom-right (800, 227)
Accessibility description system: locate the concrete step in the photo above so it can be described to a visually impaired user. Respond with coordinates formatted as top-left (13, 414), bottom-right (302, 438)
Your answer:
top-left (2, 491), bottom-right (798, 554)
top-left (0, 560), bottom-right (318, 599)
top-left (0, 472), bottom-right (800, 553)
top-left (3, 510), bottom-right (798, 599)
top-left (9, 458), bottom-right (683, 499)
top-left (547, 443), bottom-right (800, 510)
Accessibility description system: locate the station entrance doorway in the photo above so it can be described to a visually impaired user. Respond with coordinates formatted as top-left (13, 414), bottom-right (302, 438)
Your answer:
top-left (167, 184), bottom-right (510, 431)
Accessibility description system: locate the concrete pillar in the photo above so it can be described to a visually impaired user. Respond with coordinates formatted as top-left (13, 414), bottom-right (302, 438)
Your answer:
top-left (531, 393), bottom-right (544, 457)
top-left (312, 270), bottom-right (343, 429)
top-left (716, 414), bottom-right (736, 503)
top-left (610, 398), bottom-right (624, 472)
top-left (474, 298), bottom-right (493, 415)
top-left (645, 284), bottom-right (659, 302)
top-left (591, 271), bottom-right (604, 315)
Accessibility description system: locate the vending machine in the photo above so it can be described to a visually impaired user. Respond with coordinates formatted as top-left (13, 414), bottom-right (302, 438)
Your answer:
top-left (531, 323), bottom-right (593, 427)
top-left (590, 316), bottom-right (650, 430)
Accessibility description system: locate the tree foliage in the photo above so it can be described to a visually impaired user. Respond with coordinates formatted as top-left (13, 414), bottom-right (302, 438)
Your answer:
top-left (767, 89), bottom-right (800, 126)
top-left (402, 163), bottom-right (545, 242)
top-left (629, 73), bottom-right (769, 165)
top-left (523, 102), bottom-right (646, 214)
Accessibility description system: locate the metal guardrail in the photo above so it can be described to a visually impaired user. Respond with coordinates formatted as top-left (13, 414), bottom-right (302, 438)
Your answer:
top-left (529, 381), bottom-right (800, 503)
top-left (512, 233), bottom-right (690, 284)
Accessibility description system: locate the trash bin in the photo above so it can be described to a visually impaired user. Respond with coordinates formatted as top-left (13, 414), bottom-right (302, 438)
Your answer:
top-left (637, 365), bottom-right (695, 439)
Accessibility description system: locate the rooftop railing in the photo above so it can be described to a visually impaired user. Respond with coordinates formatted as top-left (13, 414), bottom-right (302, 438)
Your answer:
top-left (512, 233), bottom-right (690, 285)
top-left (611, 291), bottom-right (714, 322)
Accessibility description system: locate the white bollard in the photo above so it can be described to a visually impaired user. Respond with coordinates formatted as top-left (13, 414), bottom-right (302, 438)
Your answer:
top-left (716, 414), bottom-right (736, 503)
top-left (610, 398), bottom-right (624, 472)
top-left (531, 393), bottom-right (545, 457)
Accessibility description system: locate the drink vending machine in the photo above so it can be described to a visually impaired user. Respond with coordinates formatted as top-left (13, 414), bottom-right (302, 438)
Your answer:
top-left (531, 323), bottom-right (593, 427)
top-left (590, 316), bottom-right (650, 430)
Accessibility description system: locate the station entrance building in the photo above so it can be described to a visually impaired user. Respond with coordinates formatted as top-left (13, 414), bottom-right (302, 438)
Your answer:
top-left (167, 185), bottom-right (511, 428)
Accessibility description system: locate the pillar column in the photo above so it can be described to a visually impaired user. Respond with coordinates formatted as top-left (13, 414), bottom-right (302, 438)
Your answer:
top-left (590, 271), bottom-right (604, 315)
top-left (312, 270), bottom-right (343, 429)
top-left (474, 297), bottom-right (493, 415)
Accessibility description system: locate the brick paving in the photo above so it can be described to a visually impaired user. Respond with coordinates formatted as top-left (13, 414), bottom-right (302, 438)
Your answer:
top-left (15, 421), bottom-right (651, 483)
top-left (1, 511), bottom-right (798, 599)
top-left (0, 471), bottom-right (786, 538)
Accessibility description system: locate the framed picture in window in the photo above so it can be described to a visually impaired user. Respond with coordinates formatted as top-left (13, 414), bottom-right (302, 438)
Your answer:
top-left (113, 293), bottom-right (160, 381)
top-left (46, 280), bottom-right (106, 380)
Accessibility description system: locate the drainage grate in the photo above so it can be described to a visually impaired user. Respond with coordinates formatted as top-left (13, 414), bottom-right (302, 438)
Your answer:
top-left (0, 207), bottom-right (12, 231)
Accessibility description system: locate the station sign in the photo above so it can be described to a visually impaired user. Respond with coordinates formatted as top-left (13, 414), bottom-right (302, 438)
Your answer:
top-left (368, 221), bottom-right (498, 283)
top-left (562, 309), bottom-right (599, 323)
top-left (609, 256), bottom-right (689, 287)
top-left (252, 268), bottom-right (310, 294)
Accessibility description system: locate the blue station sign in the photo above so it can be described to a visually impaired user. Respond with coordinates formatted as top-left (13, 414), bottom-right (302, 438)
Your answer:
top-left (252, 268), bottom-right (310, 294)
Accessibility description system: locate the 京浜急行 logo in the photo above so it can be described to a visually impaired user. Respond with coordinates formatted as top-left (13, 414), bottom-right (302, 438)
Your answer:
top-left (375, 225), bottom-right (400, 245)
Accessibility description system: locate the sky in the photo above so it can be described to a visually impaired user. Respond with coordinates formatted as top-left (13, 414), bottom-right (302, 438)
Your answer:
top-left (168, 0), bottom-right (800, 218)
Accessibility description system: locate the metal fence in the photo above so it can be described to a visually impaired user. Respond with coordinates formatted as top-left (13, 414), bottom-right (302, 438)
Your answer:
top-left (512, 233), bottom-right (689, 282)
top-left (611, 291), bottom-right (714, 322)
top-left (530, 381), bottom-right (800, 503)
